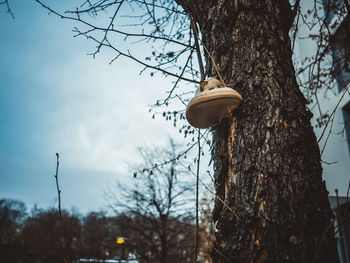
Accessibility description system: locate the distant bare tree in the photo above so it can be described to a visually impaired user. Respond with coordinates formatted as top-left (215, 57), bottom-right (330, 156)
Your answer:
top-left (106, 140), bottom-right (195, 263)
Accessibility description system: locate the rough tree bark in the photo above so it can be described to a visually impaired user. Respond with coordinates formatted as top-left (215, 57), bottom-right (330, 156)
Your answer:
top-left (176, 0), bottom-right (339, 262)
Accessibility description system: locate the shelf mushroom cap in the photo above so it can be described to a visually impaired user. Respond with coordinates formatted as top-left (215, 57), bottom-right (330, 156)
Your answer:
top-left (186, 87), bottom-right (243, 128)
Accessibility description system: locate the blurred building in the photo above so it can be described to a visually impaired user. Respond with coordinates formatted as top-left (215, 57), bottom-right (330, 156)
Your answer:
top-left (298, 0), bottom-right (350, 198)
top-left (296, 1), bottom-right (350, 262)
top-left (329, 196), bottom-right (350, 263)
top-left (328, 7), bottom-right (350, 257)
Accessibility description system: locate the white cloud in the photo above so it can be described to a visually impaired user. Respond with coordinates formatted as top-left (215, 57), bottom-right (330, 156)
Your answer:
top-left (34, 53), bottom-right (185, 176)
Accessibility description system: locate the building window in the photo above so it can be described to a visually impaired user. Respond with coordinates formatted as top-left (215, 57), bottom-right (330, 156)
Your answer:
top-left (330, 14), bottom-right (350, 92)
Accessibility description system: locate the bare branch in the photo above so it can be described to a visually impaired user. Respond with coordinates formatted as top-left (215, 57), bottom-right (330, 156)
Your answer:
top-left (0, 0), bottom-right (14, 18)
top-left (54, 153), bottom-right (71, 263)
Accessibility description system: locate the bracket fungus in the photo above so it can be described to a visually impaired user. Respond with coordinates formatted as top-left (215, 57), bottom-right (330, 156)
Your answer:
top-left (186, 77), bottom-right (243, 128)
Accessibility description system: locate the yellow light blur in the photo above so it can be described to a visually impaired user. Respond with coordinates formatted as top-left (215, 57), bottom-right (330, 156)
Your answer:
top-left (116, 237), bottom-right (126, 244)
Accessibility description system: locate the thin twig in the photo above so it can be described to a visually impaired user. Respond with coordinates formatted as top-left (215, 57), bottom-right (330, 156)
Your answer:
top-left (291, 7), bottom-right (300, 53)
top-left (318, 83), bottom-right (350, 144)
top-left (54, 153), bottom-right (70, 263)
top-left (190, 16), bottom-right (205, 81)
top-left (189, 14), bottom-right (225, 86)
top-left (178, 162), bottom-right (241, 221)
top-left (35, 0), bottom-right (199, 85)
top-left (312, 188), bottom-right (340, 263)
top-left (193, 129), bottom-right (201, 263)
top-left (0, 0), bottom-right (15, 18)
top-left (192, 222), bottom-right (229, 262)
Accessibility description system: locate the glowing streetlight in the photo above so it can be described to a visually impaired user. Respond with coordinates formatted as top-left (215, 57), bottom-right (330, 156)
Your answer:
top-left (116, 237), bottom-right (126, 244)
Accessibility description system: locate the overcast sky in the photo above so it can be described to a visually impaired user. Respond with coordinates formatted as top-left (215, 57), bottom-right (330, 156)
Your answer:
top-left (0, 0), bottom-right (198, 213)
top-left (1, 1), bottom-right (349, 214)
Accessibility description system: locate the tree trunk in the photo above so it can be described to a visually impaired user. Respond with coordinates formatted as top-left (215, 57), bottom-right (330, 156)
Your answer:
top-left (176, 0), bottom-right (339, 262)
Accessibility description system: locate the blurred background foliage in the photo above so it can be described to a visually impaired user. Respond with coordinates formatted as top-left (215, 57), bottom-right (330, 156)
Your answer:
top-left (0, 197), bottom-right (197, 262)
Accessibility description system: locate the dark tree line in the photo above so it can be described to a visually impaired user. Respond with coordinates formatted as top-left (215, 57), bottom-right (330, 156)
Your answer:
top-left (1, 199), bottom-right (119, 262)
top-left (0, 198), bottom-right (195, 263)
